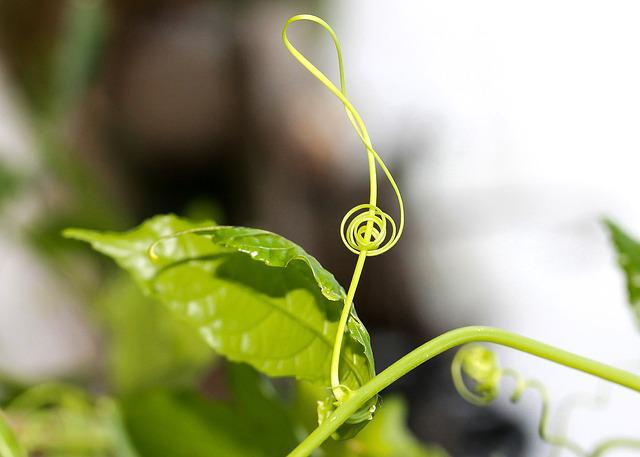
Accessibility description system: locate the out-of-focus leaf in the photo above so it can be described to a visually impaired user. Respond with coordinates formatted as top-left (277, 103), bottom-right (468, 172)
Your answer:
top-left (226, 363), bottom-right (298, 455)
top-left (122, 365), bottom-right (299, 457)
top-left (52, 0), bottom-right (108, 117)
top-left (0, 373), bottom-right (27, 405)
top-left (295, 382), bottom-right (448, 456)
top-left (96, 274), bottom-right (213, 394)
top-left (0, 0), bottom-right (106, 118)
top-left (123, 389), bottom-right (259, 457)
top-left (348, 397), bottom-right (449, 457)
top-left (0, 163), bottom-right (21, 208)
top-left (605, 219), bottom-right (640, 327)
top-left (64, 215), bottom-right (376, 400)
top-left (0, 410), bottom-right (25, 457)
top-left (6, 384), bottom-right (137, 457)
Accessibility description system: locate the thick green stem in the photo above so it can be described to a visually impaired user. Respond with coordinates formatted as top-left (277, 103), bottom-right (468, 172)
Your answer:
top-left (288, 326), bottom-right (640, 457)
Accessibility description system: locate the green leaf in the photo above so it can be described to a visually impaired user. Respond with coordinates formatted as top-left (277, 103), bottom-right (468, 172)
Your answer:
top-left (604, 219), bottom-right (640, 327)
top-left (96, 274), bottom-right (213, 394)
top-left (188, 226), bottom-right (344, 301)
top-left (64, 215), bottom-right (375, 388)
top-left (64, 215), bottom-right (378, 435)
top-left (0, 411), bottom-right (25, 457)
top-left (53, 0), bottom-right (108, 117)
top-left (64, 215), bottom-right (221, 294)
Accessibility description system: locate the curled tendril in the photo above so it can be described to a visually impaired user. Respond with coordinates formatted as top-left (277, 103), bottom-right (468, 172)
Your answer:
top-left (282, 13), bottom-right (404, 260)
top-left (451, 344), bottom-right (501, 406)
top-left (281, 15), bottom-right (404, 255)
top-left (340, 204), bottom-right (397, 256)
top-left (282, 14), bottom-right (405, 400)
top-left (451, 344), bottom-right (640, 457)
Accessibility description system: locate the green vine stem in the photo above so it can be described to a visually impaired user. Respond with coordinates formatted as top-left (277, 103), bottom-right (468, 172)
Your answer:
top-left (287, 326), bottom-right (640, 457)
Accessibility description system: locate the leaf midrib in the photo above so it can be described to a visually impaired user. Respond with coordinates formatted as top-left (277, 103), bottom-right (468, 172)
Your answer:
top-left (223, 283), bottom-right (365, 386)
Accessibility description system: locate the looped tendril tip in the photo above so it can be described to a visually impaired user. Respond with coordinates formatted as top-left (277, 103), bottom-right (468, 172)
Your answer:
top-left (451, 344), bottom-right (640, 456)
top-left (282, 14), bottom-right (405, 402)
top-left (451, 344), bottom-right (501, 406)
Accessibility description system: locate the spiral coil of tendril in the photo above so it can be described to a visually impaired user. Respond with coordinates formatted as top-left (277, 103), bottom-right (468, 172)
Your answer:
top-left (282, 15), bottom-right (404, 260)
top-left (340, 204), bottom-right (397, 256)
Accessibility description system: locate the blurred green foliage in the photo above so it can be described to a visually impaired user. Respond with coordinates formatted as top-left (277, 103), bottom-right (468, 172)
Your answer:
top-left (0, 410), bottom-right (25, 457)
top-left (605, 219), bottom-right (640, 328)
top-left (5, 384), bottom-right (136, 457)
top-left (96, 274), bottom-right (213, 394)
top-left (0, 163), bottom-right (22, 209)
top-left (122, 364), bottom-right (298, 457)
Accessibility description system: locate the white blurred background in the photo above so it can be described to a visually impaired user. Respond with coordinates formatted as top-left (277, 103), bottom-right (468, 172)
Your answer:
top-left (330, 1), bottom-right (640, 455)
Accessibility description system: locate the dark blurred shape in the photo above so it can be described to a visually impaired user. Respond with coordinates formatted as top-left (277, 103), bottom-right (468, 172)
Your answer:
top-left (110, 4), bottom-right (238, 152)
top-left (456, 409), bottom-right (525, 457)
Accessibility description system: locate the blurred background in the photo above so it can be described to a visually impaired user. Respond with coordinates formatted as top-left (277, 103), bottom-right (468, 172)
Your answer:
top-left (0, 0), bottom-right (639, 455)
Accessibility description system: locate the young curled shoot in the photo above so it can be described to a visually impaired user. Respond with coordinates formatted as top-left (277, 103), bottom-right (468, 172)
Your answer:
top-left (452, 344), bottom-right (640, 457)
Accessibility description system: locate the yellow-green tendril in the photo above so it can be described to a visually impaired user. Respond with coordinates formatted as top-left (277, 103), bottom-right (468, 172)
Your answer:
top-left (452, 344), bottom-right (640, 457)
top-left (282, 14), bottom-right (404, 401)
